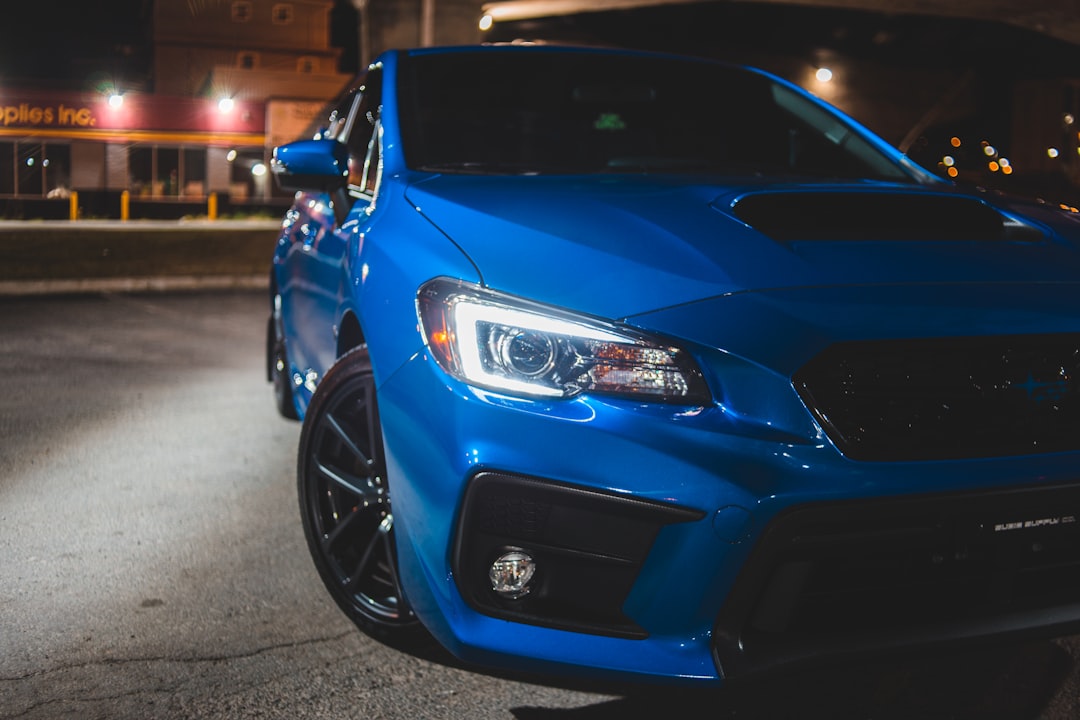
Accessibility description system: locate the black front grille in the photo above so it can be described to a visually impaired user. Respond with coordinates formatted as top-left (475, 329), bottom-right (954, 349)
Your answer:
top-left (713, 483), bottom-right (1080, 679)
top-left (795, 334), bottom-right (1080, 461)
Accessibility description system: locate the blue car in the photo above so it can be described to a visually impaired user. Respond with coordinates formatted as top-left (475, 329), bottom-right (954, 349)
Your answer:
top-left (267, 44), bottom-right (1080, 685)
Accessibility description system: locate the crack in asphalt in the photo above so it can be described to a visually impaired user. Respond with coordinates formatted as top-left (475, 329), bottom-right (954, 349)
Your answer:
top-left (2, 632), bottom-right (371, 720)
top-left (0, 629), bottom-right (355, 684)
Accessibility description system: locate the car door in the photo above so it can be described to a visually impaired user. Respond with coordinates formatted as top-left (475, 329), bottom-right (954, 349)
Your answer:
top-left (282, 70), bottom-right (382, 389)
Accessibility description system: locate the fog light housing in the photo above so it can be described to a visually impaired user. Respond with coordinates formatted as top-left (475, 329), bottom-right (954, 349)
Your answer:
top-left (489, 550), bottom-right (536, 599)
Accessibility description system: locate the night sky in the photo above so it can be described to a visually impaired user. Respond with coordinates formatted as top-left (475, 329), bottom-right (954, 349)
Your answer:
top-left (0, 0), bottom-right (360, 91)
top-left (0, 1), bottom-right (151, 90)
top-left (11, 1), bottom-right (1077, 92)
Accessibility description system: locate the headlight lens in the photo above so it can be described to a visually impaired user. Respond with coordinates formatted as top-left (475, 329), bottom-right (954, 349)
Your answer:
top-left (417, 278), bottom-right (710, 404)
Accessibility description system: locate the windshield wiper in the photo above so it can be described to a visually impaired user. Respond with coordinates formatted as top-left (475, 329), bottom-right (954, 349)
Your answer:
top-left (605, 156), bottom-right (712, 172)
top-left (417, 161), bottom-right (550, 175)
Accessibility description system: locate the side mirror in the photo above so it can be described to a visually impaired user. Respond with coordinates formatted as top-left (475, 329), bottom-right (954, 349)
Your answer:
top-left (271, 139), bottom-right (349, 193)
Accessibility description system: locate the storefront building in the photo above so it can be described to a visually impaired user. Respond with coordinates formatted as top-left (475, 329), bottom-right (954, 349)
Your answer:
top-left (0, 89), bottom-right (268, 198)
top-left (0, 88), bottom-right (336, 218)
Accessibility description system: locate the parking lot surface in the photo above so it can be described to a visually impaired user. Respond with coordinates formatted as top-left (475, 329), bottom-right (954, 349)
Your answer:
top-left (1, 290), bottom-right (1078, 719)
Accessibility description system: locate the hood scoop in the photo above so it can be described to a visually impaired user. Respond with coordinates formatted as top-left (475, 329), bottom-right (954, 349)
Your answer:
top-left (727, 191), bottom-right (1041, 243)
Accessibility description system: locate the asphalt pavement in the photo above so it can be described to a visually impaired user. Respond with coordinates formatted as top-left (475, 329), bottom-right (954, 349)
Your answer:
top-left (0, 291), bottom-right (622, 719)
top-left (3, 226), bottom-right (1080, 717)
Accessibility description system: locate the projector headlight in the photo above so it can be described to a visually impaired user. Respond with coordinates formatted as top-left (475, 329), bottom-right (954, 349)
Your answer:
top-left (417, 278), bottom-right (710, 404)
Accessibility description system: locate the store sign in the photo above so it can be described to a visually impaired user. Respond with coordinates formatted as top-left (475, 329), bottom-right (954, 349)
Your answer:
top-left (1, 103), bottom-right (96, 128)
top-left (0, 91), bottom-right (266, 143)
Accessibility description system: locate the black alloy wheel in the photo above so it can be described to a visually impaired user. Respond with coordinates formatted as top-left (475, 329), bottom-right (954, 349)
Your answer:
top-left (297, 347), bottom-right (426, 645)
top-left (268, 293), bottom-right (299, 420)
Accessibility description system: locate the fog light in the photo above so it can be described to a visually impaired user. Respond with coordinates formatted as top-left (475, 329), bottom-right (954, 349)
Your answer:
top-left (489, 551), bottom-right (535, 599)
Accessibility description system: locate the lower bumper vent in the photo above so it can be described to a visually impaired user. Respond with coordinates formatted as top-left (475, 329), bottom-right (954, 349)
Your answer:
top-left (454, 471), bottom-right (703, 638)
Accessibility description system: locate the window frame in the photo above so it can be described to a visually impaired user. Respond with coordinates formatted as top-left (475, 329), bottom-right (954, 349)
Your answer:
top-left (231, 0), bottom-right (253, 23)
top-left (339, 69), bottom-right (383, 200)
top-left (237, 51), bottom-right (259, 70)
top-left (272, 3), bottom-right (294, 25)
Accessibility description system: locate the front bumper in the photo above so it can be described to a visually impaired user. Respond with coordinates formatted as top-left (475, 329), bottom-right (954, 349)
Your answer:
top-left (376, 349), bottom-right (1080, 684)
top-left (714, 481), bottom-right (1080, 678)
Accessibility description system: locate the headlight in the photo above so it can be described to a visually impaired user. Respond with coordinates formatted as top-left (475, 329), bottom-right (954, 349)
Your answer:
top-left (417, 278), bottom-right (710, 404)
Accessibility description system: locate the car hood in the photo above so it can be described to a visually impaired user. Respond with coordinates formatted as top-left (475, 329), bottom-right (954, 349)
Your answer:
top-left (404, 174), bottom-right (1080, 324)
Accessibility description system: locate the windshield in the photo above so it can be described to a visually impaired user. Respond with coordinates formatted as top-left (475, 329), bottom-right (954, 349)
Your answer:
top-left (399, 49), bottom-right (913, 181)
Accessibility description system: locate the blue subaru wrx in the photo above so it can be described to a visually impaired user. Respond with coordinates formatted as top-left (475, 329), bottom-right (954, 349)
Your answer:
top-left (267, 44), bottom-right (1080, 685)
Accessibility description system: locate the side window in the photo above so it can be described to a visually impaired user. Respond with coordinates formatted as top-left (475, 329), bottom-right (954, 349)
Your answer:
top-left (323, 94), bottom-right (358, 142)
top-left (272, 3), bottom-right (294, 24)
top-left (343, 70), bottom-right (383, 197)
top-left (231, 1), bottom-right (253, 22)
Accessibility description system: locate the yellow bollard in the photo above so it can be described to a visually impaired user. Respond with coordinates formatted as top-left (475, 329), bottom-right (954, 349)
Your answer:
top-left (121, 190), bottom-right (130, 222)
top-left (208, 192), bottom-right (218, 221)
top-left (69, 191), bottom-right (78, 221)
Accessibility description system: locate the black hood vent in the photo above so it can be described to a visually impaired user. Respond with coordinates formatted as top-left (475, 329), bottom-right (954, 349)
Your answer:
top-left (728, 191), bottom-right (1039, 242)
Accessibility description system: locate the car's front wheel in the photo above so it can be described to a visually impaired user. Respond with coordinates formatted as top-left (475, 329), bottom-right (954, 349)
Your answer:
top-left (297, 347), bottom-right (426, 645)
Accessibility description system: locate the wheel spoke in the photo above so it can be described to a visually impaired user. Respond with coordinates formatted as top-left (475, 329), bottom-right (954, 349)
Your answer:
top-left (314, 458), bottom-right (382, 505)
top-left (344, 515), bottom-right (392, 588)
top-left (322, 504), bottom-right (364, 552)
top-left (378, 517), bottom-right (413, 617)
top-left (325, 411), bottom-right (375, 470)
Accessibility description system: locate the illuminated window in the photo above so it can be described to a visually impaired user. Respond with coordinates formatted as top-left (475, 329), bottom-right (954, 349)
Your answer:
top-left (10, 141), bottom-right (68, 196)
top-left (231, 1), bottom-right (253, 22)
top-left (272, 3), bottom-right (294, 24)
top-left (0, 142), bottom-right (13, 194)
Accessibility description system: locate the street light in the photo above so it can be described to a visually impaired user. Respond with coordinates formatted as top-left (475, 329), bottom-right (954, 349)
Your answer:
top-left (351, 0), bottom-right (371, 69)
top-left (420, 0), bottom-right (435, 46)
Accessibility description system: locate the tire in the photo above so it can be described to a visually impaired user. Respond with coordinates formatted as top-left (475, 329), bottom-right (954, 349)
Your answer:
top-left (267, 293), bottom-right (299, 420)
top-left (297, 346), bottom-right (427, 646)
